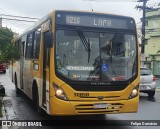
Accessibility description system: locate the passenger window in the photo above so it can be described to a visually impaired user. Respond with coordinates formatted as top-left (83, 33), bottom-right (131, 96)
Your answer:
top-left (33, 28), bottom-right (41, 58)
top-left (26, 33), bottom-right (33, 58)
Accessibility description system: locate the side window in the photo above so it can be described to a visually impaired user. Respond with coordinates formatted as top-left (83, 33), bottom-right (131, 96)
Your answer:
top-left (33, 28), bottom-right (41, 58)
top-left (26, 33), bottom-right (33, 58)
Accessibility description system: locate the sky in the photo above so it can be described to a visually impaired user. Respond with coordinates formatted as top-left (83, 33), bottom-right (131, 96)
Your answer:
top-left (0, 0), bottom-right (159, 34)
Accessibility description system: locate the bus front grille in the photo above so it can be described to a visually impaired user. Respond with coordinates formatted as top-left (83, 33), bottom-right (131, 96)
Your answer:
top-left (74, 103), bottom-right (124, 114)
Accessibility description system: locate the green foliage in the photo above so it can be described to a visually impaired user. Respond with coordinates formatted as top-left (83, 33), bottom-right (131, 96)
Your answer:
top-left (0, 27), bottom-right (20, 62)
top-left (0, 43), bottom-right (21, 62)
top-left (0, 28), bottom-right (13, 44)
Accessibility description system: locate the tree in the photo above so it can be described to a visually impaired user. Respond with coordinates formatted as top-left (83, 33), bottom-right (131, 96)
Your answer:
top-left (0, 27), bottom-right (20, 62)
top-left (0, 27), bottom-right (13, 44)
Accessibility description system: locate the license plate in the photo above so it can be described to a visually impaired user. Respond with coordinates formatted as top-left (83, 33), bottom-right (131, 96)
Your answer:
top-left (93, 103), bottom-right (107, 109)
top-left (140, 85), bottom-right (151, 90)
top-left (140, 85), bottom-right (146, 90)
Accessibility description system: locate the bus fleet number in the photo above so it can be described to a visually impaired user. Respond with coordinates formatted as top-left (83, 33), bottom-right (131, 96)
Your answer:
top-left (66, 16), bottom-right (80, 25)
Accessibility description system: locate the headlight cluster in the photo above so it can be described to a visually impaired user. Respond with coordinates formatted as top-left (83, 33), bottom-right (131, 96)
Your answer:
top-left (129, 85), bottom-right (139, 99)
top-left (52, 83), bottom-right (68, 100)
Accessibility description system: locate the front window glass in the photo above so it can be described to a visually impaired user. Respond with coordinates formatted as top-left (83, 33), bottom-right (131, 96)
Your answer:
top-left (56, 30), bottom-right (137, 82)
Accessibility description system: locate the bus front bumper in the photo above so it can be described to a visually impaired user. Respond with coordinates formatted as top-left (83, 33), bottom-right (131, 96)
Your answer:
top-left (50, 96), bottom-right (139, 116)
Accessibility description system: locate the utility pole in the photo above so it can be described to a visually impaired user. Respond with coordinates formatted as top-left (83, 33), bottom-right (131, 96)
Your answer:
top-left (136, 0), bottom-right (151, 54)
top-left (141, 0), bottom-right (147, 54)
top-left (136, 0), bottom-right (147, 54)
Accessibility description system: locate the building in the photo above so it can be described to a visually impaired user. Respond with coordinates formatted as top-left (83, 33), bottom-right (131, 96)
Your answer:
top-left (145, 8), bottom-right (160, 76)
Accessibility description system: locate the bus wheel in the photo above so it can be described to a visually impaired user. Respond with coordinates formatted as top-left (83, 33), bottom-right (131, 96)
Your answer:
top-left (15, 75), bottom-right (21, 95)
top-left (33, 87), bottom-right (42, 114)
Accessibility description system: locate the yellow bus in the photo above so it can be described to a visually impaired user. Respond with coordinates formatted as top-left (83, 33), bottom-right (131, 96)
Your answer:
top-left (10, 10), bottom-right (140, 115)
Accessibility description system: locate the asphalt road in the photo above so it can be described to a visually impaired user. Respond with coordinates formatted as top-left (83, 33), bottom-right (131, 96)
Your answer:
top-left (1, 70), bottom-right (160, 129)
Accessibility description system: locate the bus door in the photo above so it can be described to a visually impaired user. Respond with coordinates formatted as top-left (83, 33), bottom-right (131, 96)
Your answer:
top-left (41, 20), bottom-right (52, 113)
top-left (42, 31), bottom-right (51, 111)
top-left (20, 41), bottom-right (25, 90)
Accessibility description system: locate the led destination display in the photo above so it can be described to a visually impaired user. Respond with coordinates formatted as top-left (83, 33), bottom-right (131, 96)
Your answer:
top-left (56, 11), bottom-right (135, 30)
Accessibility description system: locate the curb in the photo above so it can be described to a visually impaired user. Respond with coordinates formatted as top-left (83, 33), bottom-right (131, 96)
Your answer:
top-left (3, 97), bottom-right (19, 129)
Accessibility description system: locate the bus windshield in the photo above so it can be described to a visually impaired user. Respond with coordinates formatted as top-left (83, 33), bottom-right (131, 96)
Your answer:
top-left (55, 29), bottom-right (137, 82)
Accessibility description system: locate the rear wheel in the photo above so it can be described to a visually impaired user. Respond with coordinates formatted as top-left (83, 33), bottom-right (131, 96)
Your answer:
top-left (148, 91), bottom-right (155, 97)
top-left (15, 74), bottom-right (21, 95)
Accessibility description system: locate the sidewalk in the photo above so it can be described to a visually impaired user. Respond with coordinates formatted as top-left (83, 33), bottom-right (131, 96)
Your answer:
top-left (0, 97), bottom-right (6, 121)
top-left (1, 97), bottom-right (19, 129)
top-left (0, 97), bottom-right (8, 129)
top-left (0, 70), bottom-right (19, 129)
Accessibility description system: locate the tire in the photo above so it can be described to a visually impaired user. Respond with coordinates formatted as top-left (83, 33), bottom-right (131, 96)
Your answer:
top-left (148, 91), bottom-right (155, 98)
top-left (15, 75), bottom-right (21, 95)
top-left (33, 86), bottom-right (42, 114)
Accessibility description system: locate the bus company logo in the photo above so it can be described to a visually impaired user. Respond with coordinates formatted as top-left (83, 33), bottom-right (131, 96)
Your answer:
top-left (98, 96), bottom-right (104, 100)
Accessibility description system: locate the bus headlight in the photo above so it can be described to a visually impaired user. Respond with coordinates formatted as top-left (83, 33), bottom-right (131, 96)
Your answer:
top-left (129, 85), bottom-right (139, 99)
top-left (53, 84), bottom-right (68, 100)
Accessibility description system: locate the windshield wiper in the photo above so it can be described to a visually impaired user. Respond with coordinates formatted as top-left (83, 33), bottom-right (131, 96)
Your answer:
top-left (109, 33), bottom-right (117, 63)
top-left (77, 29), bottom-right (91, 63)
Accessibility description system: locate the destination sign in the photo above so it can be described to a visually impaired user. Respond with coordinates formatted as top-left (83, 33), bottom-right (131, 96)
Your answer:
top-left (55, 11), bottom-right (135, 30)
top-left (66, 15), bottom-right (114, 28)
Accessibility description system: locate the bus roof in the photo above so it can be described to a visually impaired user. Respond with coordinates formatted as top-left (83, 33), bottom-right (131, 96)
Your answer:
top-left (14, 10), bottom-right (135, 41)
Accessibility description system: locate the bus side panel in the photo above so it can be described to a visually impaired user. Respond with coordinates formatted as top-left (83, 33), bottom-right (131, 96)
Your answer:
top-left (23, 60), bottom-right (33, 98)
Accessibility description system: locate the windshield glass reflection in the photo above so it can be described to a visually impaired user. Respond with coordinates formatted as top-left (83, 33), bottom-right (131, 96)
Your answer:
top-left (56, 30), bottom-right (137, 82)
